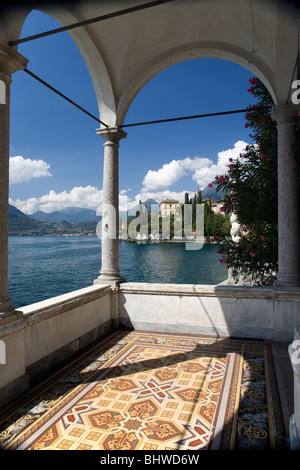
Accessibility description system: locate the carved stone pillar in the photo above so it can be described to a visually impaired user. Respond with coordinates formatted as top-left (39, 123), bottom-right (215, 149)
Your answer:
top-left (94, 126), bottom-right (127, 286)
top-left (0, 41), bottom-right (28, 316)
top-left (271, 104), bottom-right (300, 290)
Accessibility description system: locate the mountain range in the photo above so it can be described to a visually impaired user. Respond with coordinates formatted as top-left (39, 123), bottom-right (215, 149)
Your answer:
top-left (8, 186), bottom-right (223, 235)
top-left (29, 206), bottom-right (100, 224)
top-left (8, 204), bottom-right (98, 236)
top-left (201, 185), bottom-right (223, 201)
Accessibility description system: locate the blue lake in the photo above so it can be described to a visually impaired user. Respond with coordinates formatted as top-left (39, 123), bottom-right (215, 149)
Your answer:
top-left (8, 236), bottom-right (228, 309)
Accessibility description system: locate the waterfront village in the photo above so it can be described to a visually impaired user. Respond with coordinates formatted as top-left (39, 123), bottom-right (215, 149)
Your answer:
top-left (9, 189), bottom-right (227, 240)
top-left (122, 192), bottom-right (228, 243)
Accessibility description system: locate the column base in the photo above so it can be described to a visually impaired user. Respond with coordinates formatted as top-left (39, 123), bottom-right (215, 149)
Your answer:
top-left (0, 296), bottom-right (15, 317)
top-left (274, 277), bottom-right (300, 292)
top-left (94, 272), bottom-right (126, 288)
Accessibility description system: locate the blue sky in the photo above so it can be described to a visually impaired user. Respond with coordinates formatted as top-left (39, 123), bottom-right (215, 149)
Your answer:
top-left (9, 9), bottom-right (257, 214)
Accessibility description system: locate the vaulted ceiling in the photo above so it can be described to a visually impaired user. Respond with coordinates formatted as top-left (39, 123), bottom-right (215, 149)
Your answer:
top-left (1, 0), bottom-right (298, 125)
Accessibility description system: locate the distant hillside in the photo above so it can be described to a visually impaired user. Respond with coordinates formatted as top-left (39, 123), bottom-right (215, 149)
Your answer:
top-left (119, 198), bottom-right (160, 222)
top-left (127, 198), bottom-right (160, 216)
top-left (201, 185), bottom-right (225, 201)
top-left (8, 205), bottom-right (97, 236)
top-left (8, 204), bottom-right (48, 233)
top-left (29, 206), bottom-right (100, 224)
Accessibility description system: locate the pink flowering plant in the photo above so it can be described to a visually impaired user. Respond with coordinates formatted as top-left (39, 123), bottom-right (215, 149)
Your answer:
top-left (210, 77), bottom-right (295, 286)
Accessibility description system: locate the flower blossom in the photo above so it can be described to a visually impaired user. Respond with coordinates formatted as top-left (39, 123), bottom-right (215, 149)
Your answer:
top-left (249, 77), bottom-right (258, 85)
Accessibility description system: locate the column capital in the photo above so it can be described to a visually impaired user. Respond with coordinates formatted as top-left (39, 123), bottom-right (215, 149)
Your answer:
top-left (271, 103), bottom-right (300, 124)
top-left (96, 126), bottom-right (127, 145)
top-left (0, 40), bottom-right (28, 80)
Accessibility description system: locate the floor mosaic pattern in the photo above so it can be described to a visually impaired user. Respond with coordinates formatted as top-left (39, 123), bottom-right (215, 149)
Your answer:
top-left (0, 330), bottom-right (287, 450)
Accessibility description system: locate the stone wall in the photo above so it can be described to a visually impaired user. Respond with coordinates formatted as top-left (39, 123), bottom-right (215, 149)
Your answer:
top-left (119, 283), bottom-right (300, 342)
top-left (0, 284), bottom-right (112, 407)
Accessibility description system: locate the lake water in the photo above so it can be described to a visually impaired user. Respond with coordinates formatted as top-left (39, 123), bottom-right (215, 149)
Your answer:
top-left (8, 236), bottom-right (228, 309)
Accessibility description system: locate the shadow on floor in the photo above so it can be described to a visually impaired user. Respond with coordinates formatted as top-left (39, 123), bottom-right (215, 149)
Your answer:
top-left (0, 328), bottom-right (293, 450)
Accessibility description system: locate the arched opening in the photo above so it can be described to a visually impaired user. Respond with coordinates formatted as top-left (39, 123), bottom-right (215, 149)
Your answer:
top-left (117, 57), bottom-right (270, 285)
top-left (117, 45), bottom-right (276, 127)
top-left (8, 9), bottom-right (106, 308)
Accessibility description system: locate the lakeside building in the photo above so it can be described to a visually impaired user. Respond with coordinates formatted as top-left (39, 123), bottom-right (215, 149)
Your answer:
top-left (160, 199), bottom-right (179, 217)
top-left (212, 199), bottom-right (225, 214)
top-left (203, 197), bottom-right (216, 205)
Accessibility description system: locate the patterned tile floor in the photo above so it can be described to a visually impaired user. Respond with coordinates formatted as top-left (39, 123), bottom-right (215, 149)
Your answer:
top-left (0, 330), bottom-right (292, 451)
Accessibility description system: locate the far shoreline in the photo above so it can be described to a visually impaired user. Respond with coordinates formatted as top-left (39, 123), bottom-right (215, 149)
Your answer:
top-left (9, 233), bottom-right (219, 244)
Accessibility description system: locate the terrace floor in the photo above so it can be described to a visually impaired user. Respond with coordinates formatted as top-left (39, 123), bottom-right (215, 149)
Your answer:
top-left (0, 329), bottom-right (294, 451)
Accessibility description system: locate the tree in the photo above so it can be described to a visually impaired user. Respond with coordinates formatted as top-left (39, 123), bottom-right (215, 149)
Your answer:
top-left (210, 77), bottom-right (300, 286)
top-left (203, 198), bottom-right (214, 236)
top-left (196, 188), bottom-right (202, 204)
top-left (192, 193), bottom-right (197, 229)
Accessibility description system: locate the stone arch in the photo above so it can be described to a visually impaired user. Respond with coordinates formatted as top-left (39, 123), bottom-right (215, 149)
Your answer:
top-left (14, 6), bottom-right (117, 127)
top-left (116, 41), bottom-right (276, 126)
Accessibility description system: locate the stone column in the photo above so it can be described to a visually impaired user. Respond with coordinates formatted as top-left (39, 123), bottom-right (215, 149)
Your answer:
top-left (94, 126), bottom-right (127, 286)
top-left (0, 41), bottom-right (28, 316)
top-left (272, 104), bottom-right (300, 290)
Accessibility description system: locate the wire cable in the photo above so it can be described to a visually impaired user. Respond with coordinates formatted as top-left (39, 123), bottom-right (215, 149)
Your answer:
top-left (120, 106), bottom-right (271, 128)
top-left (23, 69), bottom-right (108, 127)
top-left (9, 0), bottom-right (176, 46)
top-left (23, 68), bottom-right (271, 129)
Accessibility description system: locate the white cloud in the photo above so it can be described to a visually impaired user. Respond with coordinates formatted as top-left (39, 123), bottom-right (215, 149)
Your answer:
top-left (10, 185), bottom-right (103, 214)
top-left (9, 156), bottom-right (52, 184)
top-left (9, 141), bottom-right (249, 216)
top-left (143, 160), bottom-right (187, 190)
top-left (142, 157), bottom-right (213, 191)
top-left (142, 140), bottom-right (248, 191)
top-left (10, 185), bottom-right (135, 215)
top-left (192, 140), bottom-right (248, 188)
